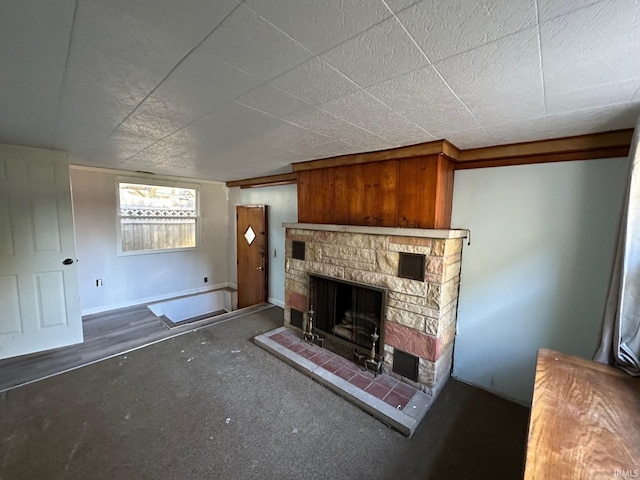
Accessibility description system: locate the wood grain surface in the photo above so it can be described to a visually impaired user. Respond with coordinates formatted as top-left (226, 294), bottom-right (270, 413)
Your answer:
top-left (297, 154), bottom-right (454, 228)
top-left (524, 349), bottom-right (640, 480)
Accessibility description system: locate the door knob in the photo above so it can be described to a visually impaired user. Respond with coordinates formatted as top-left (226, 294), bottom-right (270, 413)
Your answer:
top-left (256, 266), bottom-right (264, 271)
top-left (62, 258), bottom-right (74, 265)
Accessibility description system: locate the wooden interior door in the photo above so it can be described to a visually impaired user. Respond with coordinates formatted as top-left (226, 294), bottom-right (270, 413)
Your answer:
top-left (236, 205), bottom-right (268, 308)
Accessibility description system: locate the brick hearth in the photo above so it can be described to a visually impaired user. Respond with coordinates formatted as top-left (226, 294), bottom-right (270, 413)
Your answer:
top-left (283, 223), bottom-right (465, 399)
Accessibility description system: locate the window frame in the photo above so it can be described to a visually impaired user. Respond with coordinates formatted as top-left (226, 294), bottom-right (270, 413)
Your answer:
top-left (115, 177), bottom-right (202, 256)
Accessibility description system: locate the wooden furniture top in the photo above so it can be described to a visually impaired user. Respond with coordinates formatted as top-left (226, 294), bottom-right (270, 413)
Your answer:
top-left (524, 348), bottom-right (640, 480)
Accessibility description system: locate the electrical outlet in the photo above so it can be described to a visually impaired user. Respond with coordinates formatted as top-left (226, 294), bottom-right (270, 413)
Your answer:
top-left (273, 248), bottom-right (277, 257)
top-left (96, 279), bottom-right (103, 287)
top-left (204, 277), bottom-right (208, 283)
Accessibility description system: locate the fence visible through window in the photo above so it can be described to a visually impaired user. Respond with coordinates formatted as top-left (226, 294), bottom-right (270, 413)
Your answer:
top-left (118, 182), bottom-right (198, 253)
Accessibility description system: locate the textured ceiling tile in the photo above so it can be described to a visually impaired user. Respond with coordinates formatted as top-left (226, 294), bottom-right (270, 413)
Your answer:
top-left (435, 28), bottom-right (544, 126)
top-left (70, 0), bottom-right (240, 73)
top-left (436, 28), bottom-right (541, 103)
top-left (93, 137), bottom-right (153, 163)
top-left (266, 127), bottom-right (336, 152)
top-left (537, 0), bottom-right (602, 23)
top-left (202, 5), bottom-right (312, 84)
top-left (444, 128), bottom-right (496, 149)
top-left (546, 79), bottom-right (640, 114)
top-left (243, 0), bottom-right (392, 54)
top-left (145, 49), bottom-right (262, 123)
top-left (207, 102), bottom-right (293, 135)
top-left (633, 87), bottom-right (640, 102)
top-left (57, 0), bottom-right (241, 152)
top-left (541, 0), bottom-right (640, 95)
top-left (0, 0), bottom-right (75, 147)
top-left (140, 138), bottom-right (193, 159)
top-left (470, 100), bottom-right (546, 128)
top-left (269, 57), bottom-right (359, 106)
top-left (384, 0), bottom-right (421, 12)
top-left (485, 102), bottom-right (640, 145)
top-left (366, 66), bottom-right (480, 136)
top-left (235, 85), bottom-right (310, 117)
top-left (119, 152), bottom-right (170, 169)
top-left (115, 110), bottom-right (184, 144)
top-left (396, 0), bottom-right (536, 62)
top-left (283, 107), bottom-right (391, 149)
top-left (287, 139), bottom-right (359, 161)
top-left (321, 16), bottom-right (428, 88)
top-left (319, 90), bottom-right (434, 144)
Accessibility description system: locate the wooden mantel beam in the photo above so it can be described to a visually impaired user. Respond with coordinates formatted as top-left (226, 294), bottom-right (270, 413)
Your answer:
top-left (226, 172), bottom-right (296, 189)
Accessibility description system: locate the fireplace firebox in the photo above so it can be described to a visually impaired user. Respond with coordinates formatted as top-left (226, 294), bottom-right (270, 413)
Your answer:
top-left (310, 274), bottom-right (386, 362)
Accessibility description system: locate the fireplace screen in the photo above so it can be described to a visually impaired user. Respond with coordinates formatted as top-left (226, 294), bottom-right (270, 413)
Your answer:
top-left (310, 274), bottom-right (386, 358)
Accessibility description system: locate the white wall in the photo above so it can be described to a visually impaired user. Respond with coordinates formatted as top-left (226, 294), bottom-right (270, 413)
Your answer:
top-left (71, 167), bottom-right (230, 314)
top-left (450, 157), bottom-right (629, 404)
top-left (228, 184), bottom-right (298, 307)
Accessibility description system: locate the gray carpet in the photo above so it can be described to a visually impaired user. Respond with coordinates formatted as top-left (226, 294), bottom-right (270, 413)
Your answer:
top-left (0, 306), bottom-right (529, 480)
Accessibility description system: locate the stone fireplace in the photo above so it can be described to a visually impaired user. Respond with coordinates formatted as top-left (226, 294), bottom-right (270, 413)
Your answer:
top-left (283, 223), bottom-right (465, 398)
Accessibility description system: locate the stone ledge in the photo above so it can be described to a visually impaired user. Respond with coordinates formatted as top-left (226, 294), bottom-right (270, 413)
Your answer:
top-left (283, 223), bottom-right (468, 239)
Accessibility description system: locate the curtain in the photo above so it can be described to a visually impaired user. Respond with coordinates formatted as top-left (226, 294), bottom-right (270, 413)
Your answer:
top-left (594, 117), bottom-right (640, 375)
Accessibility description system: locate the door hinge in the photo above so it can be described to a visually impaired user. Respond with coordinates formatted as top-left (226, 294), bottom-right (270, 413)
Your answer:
top-left (236, 213), bottom-right (239, 220)
top-left (237, 259), bottom-right (239, 265)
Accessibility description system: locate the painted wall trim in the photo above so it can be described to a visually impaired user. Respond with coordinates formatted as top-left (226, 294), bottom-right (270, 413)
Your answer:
top-left (268, 297), bottom-right (285, 308)
top-left (80, 283), bottom-right (232, 316)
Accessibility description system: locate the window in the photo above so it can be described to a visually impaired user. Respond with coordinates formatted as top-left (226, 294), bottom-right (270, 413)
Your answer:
top-left (117, 180), bottom-right (199, 254)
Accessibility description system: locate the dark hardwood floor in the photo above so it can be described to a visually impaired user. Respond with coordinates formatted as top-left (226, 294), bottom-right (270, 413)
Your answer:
top-left (0, 303), bottom-right (273, 392)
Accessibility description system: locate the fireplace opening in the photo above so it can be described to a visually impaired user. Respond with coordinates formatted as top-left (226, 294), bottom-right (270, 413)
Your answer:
top-left (310, 274), bottom-right (386, 361)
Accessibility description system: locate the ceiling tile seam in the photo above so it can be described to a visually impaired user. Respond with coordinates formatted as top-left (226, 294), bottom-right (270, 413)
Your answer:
top-left (116, 3), bottom-right (419, 164)
top-left (379, 0), bottom-right (486, 134)
top-left (229, 83), bottom-right (389, 145)
top-left (356, 88), bottom-right (437, 139)
top-left (534, 0), bottom-right (547, 114)
top-left (53, 0), bottom-right (80, 144)
top-left (117, 5), bottom-right (367, 162)
top-left (228, 100), bottom-right (379, 147)
top-left (242, 2), bottom-right (395, 59)
top-left (237, 3), bottom-right (314, 56)
top-left (538, 0), bottom-right (609, 25)
top-left (312, 102), bottom-right (419, 145)
top-left (484, 99), bottom-right (639, 133)
top-left (427, 24), bottom-right (541, 67)
top-left (124, 99), bottom-right (338, 166)
top-left (96, 1), bottom-right (247, 155)
top-left (546, 77), bottom-right (640, 100)
top-left (309, 104), bottom-right (396, 143)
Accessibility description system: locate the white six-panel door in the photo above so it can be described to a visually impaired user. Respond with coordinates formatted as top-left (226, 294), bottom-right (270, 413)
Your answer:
top-left (0, 145), bottom-right (82, 360)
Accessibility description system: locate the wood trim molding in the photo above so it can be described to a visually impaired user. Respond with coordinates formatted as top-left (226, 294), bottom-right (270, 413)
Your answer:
top-left (458, 129), bottom-right (633, 163)
top-left (291, 139), bottom-right (455, 172)
top-left (226, 129), bottom-right (634, 184)
top-left (226, 172), bottom-right (297, 189)
top-left (454, 146), bottom-right (631, 170)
